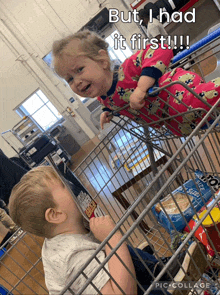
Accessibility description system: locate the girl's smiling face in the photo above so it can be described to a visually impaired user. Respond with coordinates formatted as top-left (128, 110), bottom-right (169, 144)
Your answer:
top-left (55, 40), bottom-right (113, 98)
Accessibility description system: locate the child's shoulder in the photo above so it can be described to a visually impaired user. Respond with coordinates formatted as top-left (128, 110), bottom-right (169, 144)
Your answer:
top-left (44, 231), bottom-right (96, 249)
top-left (42, 232), bottom-right (100, 267)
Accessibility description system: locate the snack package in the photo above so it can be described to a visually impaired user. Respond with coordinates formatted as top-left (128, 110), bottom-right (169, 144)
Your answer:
top-left (152, 170), bottom-right (220, 234)
top-left (76, 191), bottom-right (105, 219)
top-left (49, 160), bottom-right (105, 221)
top-left (195, 169), bottom-right (220, 193)
top-left (67, 179), bottom-right (105, 220)
top-left (184, 190), bottom-right (220, 257)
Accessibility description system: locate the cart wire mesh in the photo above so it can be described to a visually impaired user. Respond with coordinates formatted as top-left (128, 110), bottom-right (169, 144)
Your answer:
top-left (1, 29), bottom-right (220, 295)
top-left (0, 230), bottom-right (47, 294)
top-left (67, 113), bottom-right (220, 295)
top-left (58, 32), bottom-right (220, 295)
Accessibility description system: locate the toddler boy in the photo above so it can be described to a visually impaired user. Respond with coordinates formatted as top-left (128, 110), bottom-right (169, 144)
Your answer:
top-left (9, 166), bottom-right (208, 295)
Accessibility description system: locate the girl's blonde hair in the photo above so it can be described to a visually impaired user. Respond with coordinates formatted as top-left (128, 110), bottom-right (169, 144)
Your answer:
top-left (52, 29), bottom-right (111, 74)
top-left (9, 166), bottom-right (64, 238)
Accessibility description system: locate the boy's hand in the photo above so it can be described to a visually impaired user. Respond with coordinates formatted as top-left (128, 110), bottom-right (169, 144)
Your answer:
top-left (130, 87), bottom-right (147, 110)
top-left (90, 215), bottom-right (120, 242)
top-left (100, 112), bottom-right (113, 129)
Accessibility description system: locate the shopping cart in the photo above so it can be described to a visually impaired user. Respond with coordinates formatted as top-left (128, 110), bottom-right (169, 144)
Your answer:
top-left (57, 29), bottom-right (220, 295)
top-left (1, 27), bottom-right (220, 295)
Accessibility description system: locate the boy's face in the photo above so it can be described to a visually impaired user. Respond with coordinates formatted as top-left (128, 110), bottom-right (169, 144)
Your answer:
top-left (51, 181), bottom-right (82, 221)
top-left (56, 40), bottom-right (111, 98)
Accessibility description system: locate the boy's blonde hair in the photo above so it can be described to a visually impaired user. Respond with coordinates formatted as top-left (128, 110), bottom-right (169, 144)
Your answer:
top-left (52, 29), bottom-right (111, 75)
top-left (9, 166), bottom-right (64, 238)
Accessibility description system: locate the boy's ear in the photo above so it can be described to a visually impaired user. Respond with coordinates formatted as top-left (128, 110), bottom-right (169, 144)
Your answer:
top-left (45, 208), bottom-right (67, 224)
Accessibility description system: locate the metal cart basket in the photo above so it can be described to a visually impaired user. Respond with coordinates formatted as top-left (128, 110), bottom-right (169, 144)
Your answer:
top-left (1, 27), bottom-right (220, 295)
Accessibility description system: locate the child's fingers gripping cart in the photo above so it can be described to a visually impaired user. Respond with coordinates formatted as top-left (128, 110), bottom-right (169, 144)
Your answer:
top-left (2, 29), bottom-right (220, 295)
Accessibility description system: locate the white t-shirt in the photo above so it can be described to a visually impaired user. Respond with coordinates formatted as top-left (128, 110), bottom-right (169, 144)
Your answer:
top-left (42, 232), bottom-right (110, 295)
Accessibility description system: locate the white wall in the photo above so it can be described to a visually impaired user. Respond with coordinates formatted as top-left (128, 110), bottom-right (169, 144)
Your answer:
top-left (0, 0), bottom-right (141, 157)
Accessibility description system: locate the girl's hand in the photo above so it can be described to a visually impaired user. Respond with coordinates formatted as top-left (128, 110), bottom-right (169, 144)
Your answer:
top-left (100, 111), bottom-right (113, 129)
top-left (129, 87), bottom-right (147, 110)
top-left (90, 216), bottom-right (120, 242)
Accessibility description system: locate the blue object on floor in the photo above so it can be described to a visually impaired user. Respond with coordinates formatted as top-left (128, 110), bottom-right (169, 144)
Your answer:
top-left (0, 284), bottom-right (13, 295)
top-left (0, 248), bottom-right (6, 258)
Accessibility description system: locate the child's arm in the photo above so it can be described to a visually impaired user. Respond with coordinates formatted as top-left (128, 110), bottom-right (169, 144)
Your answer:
top-left (129, 44), bottom-right (173, 110)
top-left (130, 76), bottom-right (156, 109)
top-left (90, 216), bottom-right (137, 295)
